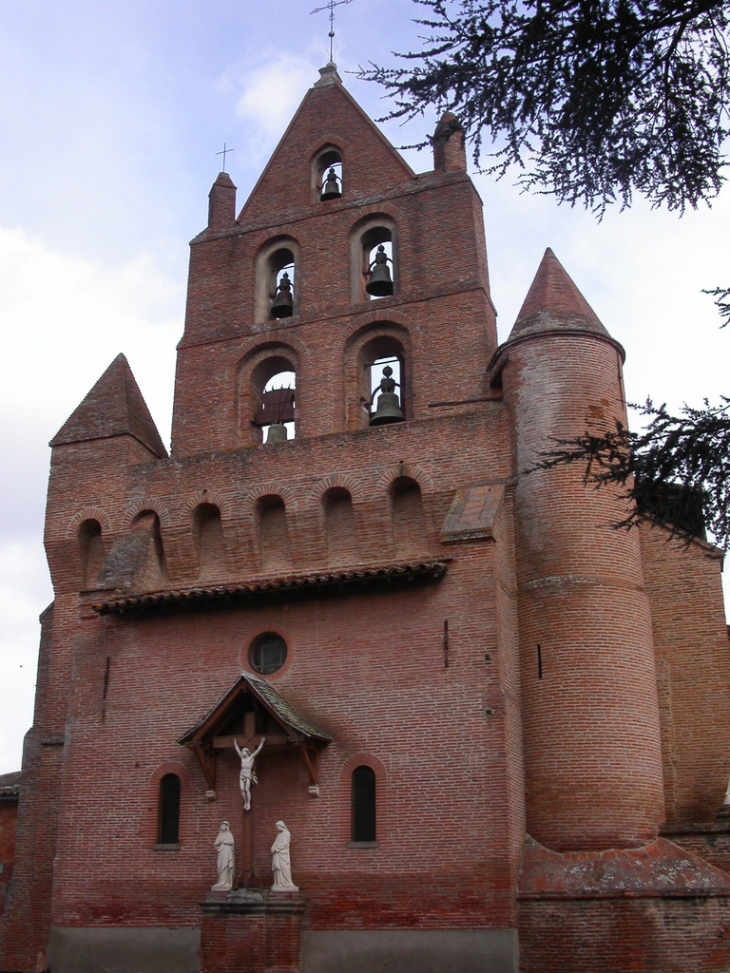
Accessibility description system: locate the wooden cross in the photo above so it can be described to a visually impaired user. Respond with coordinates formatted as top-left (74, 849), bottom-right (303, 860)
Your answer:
top-left (311, 0), bottom-right (354, 62)
top-left (216, 142), bottom-right (234, 173)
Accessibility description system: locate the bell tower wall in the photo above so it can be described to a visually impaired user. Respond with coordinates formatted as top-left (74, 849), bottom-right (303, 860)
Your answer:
top-left (171, 74), bottom-right (496, 457)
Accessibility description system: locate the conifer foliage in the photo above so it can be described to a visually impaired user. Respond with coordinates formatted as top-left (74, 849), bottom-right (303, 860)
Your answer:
top-left (362, 0), bottom-right (730, 214)
top-left (539, 399), bottom-right (730, 547)
top-left (366, 0), bottom-right (730, 548)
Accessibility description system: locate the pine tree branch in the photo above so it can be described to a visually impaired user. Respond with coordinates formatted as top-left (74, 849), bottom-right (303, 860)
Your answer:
top-left (536, 398), bottom-right (730, 546)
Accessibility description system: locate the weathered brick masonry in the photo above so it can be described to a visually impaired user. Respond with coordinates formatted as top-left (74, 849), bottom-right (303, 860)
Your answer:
top-left (2, 62), bottom-right (730, 973)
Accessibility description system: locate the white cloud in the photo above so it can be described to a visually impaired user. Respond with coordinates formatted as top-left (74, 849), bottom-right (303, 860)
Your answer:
top-left (0, 225), bottom-right (184, 772)
top-left (0, 540), bottom-right (50, 773)
top-left (235, 54), bottom-right (319, 139)
top-left (0, 224), bottom-right (182, 442)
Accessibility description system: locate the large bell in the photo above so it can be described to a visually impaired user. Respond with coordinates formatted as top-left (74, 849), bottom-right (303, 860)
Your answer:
top-left (265, 422), bottom-right (288, 443)
top-left (366, 245), bottom-right (393, 297)
top-left (370, 366), bottom-right (405, 425)
top-left (271, 272), bottom-right (293, 318)
top-left (320, 166), bottom-right (341, 201)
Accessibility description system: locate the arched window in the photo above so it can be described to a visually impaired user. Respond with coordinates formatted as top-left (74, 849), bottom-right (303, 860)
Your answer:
top-left (77, 518), bottom-right (105, 587)
top-left (255, 239), bottom-right (300, 322)
top-left (312, 146), bottom-right (343, 201)
top-left (158, 774), bottom-right (181, 845)
top-left (350, 217), bottom-right (398, 303)
top-left (352, 766), bottom-right (376, 842)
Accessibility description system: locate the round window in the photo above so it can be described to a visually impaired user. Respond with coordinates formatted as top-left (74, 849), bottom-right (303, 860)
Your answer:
top-left (249, 633), bottom-right (287, 675)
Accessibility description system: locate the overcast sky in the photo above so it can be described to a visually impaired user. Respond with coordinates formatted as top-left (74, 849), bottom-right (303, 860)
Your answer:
top-left (0, 0), bottom-right (728, 774)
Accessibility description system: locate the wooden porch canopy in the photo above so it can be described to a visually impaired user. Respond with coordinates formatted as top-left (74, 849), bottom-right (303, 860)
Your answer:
top-left (177, 672), bottom-right (332, 791)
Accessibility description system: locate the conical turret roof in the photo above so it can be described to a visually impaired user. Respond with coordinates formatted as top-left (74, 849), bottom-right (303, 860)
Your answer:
top-left (50, 353), bottom-right (167, 457)
top-left (508, 248), bottom-right (609, 341)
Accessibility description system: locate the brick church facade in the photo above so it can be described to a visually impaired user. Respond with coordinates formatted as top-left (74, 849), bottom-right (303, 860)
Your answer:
top-left (3, 63), bottom-right (730, 973)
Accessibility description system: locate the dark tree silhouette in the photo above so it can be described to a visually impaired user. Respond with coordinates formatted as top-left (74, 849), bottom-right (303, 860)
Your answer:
top-left (363, 0), bottom-right (730, 546)
top-left (361, 0), bottom-right (730, 214)
top-left (538, 399), bottom-right (730, 547)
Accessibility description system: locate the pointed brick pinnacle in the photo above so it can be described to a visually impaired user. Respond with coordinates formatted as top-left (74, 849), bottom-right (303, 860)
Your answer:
top-left (509, 247), bottom-right (610, 341)
top-left (50, 353), bottom-right (167, 457)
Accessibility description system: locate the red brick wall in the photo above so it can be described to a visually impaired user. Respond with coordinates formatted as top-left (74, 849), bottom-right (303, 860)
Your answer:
top-left (0, 799), bottom-right (18, 915)
top-left (519, 897), bottom-right (730, 973)
top-left (41, 536), bottom-right (518, 932)
top-left (172, 79), bottom-right (496, 456)
top-left (2, 607), bottom-right (67, 972)
top-left (640, 523), bottom-right (730, 824)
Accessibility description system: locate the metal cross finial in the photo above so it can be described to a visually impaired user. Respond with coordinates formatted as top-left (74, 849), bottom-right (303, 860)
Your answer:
top-left (216, 142), bottom-right (234, 173)
top-left (311, 0), bottom-right (354, 63)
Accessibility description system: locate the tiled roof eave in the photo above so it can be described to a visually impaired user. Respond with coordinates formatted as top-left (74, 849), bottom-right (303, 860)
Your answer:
top-left (92, 559), bottom-right (450, 615)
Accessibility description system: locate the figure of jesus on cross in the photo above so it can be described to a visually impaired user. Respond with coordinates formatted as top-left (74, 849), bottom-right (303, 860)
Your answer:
top-left (234, 737), bottom-right (266, 811)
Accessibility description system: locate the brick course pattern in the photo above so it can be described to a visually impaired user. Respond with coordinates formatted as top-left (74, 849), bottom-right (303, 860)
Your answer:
top-left (2, 63), bottom-right (730, 973)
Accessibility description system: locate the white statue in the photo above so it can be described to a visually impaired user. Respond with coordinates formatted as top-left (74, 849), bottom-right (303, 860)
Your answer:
top-left (271, 820), bottom-right (298, 892)
top-left (212, 820), bottom-right (235, 891)
top-left (234, 736), bottom-right (266, 811)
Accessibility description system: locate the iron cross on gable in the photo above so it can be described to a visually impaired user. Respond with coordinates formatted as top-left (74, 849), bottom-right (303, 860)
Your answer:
top-left (311, 0), bottom-right (354, 63)
top-left (216, 142), bottom-right (234, 173)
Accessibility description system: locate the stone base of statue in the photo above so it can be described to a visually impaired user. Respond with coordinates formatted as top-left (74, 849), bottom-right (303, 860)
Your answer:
top-left (200, 888), bottom-right (306, 973)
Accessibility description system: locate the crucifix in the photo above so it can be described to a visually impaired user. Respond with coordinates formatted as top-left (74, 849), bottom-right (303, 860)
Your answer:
top-left (233, 711), bottom-right (265, 886)
top-left (311, 0), bottom-right (354, 63)
top-left (216, 142), bottom-right (234, 173)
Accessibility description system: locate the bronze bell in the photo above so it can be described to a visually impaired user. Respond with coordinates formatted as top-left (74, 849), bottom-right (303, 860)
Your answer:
top-left (271, 272), bottom-right (293, 318)
top-left (370, 366), bottom-right (405, 425)
top-left (320, 166), bottom-right (341, 200)
top-left (366, 245), bottom-right (393, 297)
top-left (265, 422), bottom-right (288, 443)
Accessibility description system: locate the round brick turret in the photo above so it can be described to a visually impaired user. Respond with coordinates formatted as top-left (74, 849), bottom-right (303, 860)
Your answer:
top-left (497, 249), bottom-right (665, 851)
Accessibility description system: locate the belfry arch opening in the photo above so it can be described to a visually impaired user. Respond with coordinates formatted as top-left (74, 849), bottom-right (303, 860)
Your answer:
top-left (250, 356), bottom-right (296, 444)
top-left (312, 146), bottom-right (343, 202)
top-left (345, 328), bottom-right (410, 432)
top-left (255, 239), bottom-right (300, 322)
top-left (361, 336), bottom-right (406, 427)
top-left (351, 218), bottom-right (397, 303)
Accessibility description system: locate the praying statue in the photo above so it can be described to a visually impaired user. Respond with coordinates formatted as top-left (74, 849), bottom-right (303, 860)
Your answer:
top-left (212, 820), bottom-right (235, 891)
top-left (233, 736), bottom-right (266, 811)
top-left (271, 820), bottom-right (298, 892)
